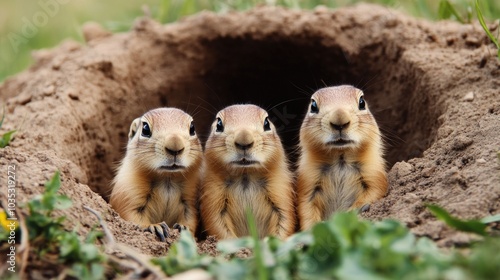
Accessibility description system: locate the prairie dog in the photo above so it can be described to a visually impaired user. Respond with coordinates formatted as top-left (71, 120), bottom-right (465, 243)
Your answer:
top-left (110, 108), bottom-right (202, 241)
top-left (201, 104), bottom-right (295, 239)
top-left (297, 86), bottom-right (388, 230)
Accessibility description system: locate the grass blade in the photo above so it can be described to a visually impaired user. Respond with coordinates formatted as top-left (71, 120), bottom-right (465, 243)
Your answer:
top-left (481, 214), bottom-right (500, 224)
top-left (0, 106), bottom-right (5, 129)
top-left (427, 204), bottom-right (487, 236)
top-left (0, 130), bottom-right (16, 148)
top-left (246, 208), bottom-right (268, 280)
top-left (438, 0), bottom-right (465, 23)
top-left (476, 0), bottom-right (500, 59)
top-left (438, 0), bottom-right (452, 20)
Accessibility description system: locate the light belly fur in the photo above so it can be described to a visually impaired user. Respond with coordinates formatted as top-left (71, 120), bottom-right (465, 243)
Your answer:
top-left (226, 178), bottom-right (275, 238)
top-left (321, 163), bottom-right (362, 219)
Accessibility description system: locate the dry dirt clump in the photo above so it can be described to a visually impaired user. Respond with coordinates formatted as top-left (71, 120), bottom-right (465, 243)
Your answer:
top-left (0, 2), bottom-right (499, 267)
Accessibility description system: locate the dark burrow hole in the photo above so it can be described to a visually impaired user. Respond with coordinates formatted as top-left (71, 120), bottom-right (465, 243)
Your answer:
top-left (183, 36), bottom-right (440, 166)
top-left (98, 33), bottom-right (443, 195)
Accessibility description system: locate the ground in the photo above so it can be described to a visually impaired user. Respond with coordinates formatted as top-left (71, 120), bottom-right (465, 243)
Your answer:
top-left (0, 3), bottom-right (499, 278)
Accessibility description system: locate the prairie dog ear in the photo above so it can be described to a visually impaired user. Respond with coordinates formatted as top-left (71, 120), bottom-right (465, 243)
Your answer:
top-left (128, 117), bottom-right (141, 140)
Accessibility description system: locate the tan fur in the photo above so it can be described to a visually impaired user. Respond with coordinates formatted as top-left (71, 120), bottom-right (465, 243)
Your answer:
top-left (297, 86), bottom-right (388, 230)
top-left (110, 108), bottom-right (202, 232)
top-left (201, 105), bottom-right (295, 239)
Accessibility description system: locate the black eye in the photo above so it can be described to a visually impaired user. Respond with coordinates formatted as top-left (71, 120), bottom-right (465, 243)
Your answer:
top-left (189, 121), bottom-right (196, 136)
top-left (263, 117), bottom-right (271, 131)
top-left (358, 96), bottom-right (366, 110)
top-left (310, 99), bottom-right (319, 114)
top-left (215, 117), bottom-right (224, 133)
top-left (141, 122), bottom-right (152, 138)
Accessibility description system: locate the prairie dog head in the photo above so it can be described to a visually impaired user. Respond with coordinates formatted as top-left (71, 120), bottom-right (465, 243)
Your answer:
top-left (205, 104), bottom-right (284, 173)
top-left (126, 108), bottom-right (202, 174)
top-left (300, 85), bottom-right (380, 152)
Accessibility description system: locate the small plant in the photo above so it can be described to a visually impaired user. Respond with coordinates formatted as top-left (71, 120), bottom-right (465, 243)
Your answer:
top-left (152, 207), bottom-right (500, 279)
top-left (475, 0), bottom-right (500, 59)
top-left (438, 0), bottom-right (472, 23)
top-left (428, 204), bottom-right (500, 236)
top-left (437, 0), bottom-right (500, 60)
top-left (23, 172), bottom-right (107, 279)
top-left (0, 107), bottom-right (16, 148)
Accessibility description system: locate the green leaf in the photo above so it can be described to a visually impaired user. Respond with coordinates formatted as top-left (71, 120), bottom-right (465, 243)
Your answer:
top-left (0, 130), bottom-right (16, 148)
top-left (476, 0), bottom-right (500, 51)
top-left (438, 0), bottom-right (465, 23)
top-left (427, 204), bottom-right (487, 235)
top-left (152, 230), bottom-right (203, 276)
top-left (328, 211), bottom-right (367, 248)
top-left (462, 237), bottom-right (500, 279)
top-left (54, 195), bottom-right (73, 210)
top-left (275, 230), bottom-right (313, 256)
top-left (0, 105), bottom-right (5, 129)
top-left (70, 262), bottom-right (105, 280)
top-left (45, 171), bottom-right (62, 194)
top-left (89, 263), bottom-right (105, 280)
top-left (300, 222), bottom-right (340, 277)
top-left (175, 230), bottom-right (199, 260)
top-left (480, 214), bottom-right (500, 224)
top-left (80, 244), bottom-right (100, 261)
top-left (246, 208), bottom-right (269, 280)
top-left (85, 228), bottom-right (103, 243)
top-left (217, 236), bottom-right (253, 255)
top-left (210, 259), bottom-right (249, 280)
top-left (438, 0), bottom-right (452, 19)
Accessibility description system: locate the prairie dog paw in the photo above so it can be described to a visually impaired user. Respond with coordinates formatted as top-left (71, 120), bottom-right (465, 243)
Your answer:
top-left (359, 204), bottom-right (371, 213)
top-left (173, 223), bottom-right (188, 232)
top-left (145, 221), bottom-right (170, 242)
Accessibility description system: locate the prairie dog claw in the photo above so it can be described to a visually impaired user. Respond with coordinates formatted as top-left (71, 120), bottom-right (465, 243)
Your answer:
top-left (145, 221), bottom-right (170, 242)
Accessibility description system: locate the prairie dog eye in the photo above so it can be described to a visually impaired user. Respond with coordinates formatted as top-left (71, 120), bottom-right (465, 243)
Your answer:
top-left (358, 96), bottom-right (366, 110)
top-left (263, 117), bottom-right (271, 131)
top-left (141, 122), bottom-right (152, 138)
top-left (189, 121), bottom-right (196, 136)
top-left (215, 117), bottom-right (224, 133)
top-left (310, 99), bottom-right (319, 114)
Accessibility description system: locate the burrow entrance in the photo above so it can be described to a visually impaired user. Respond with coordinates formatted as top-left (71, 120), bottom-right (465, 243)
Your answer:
top-left (82, 15), bottom-right (444, 197)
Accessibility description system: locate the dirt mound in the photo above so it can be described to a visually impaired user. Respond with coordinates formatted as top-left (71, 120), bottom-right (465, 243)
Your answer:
top-left (1, 3), bottom-right (499, 263)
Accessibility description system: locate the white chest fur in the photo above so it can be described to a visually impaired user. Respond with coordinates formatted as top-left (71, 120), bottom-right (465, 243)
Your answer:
top-left (225, 174), bottom-right (277, 238)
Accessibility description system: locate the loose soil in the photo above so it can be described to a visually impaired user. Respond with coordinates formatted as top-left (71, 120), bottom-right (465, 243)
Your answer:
top-left (0, 3), bottom-right (499, 278)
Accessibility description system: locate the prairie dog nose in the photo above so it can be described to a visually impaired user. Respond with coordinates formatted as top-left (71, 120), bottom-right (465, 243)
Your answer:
top-left (234, 130), bottom-right (254, 151)
top-left (330, 121), bottom-right (350, 131)
top-left (165, 135), bottom-right (185, 156)
top-left (329, 109), bottom-right (351, 132)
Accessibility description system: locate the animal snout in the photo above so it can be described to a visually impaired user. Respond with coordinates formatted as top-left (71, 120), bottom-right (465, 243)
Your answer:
top-left (329, 110), bottom-right (351, 132)
top-left (165, 135), bottom-right (185, 156)
top-left (234, 130), bottom-right (254, 151)
top-left (330, 121), bottom-right (350, 132)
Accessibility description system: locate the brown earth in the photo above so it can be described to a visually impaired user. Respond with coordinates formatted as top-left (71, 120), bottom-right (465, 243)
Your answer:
top-left (0, 3), bottom-right (499, 277)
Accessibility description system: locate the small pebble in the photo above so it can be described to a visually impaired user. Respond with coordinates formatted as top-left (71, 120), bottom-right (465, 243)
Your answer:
top-left (452, 136), bottom-right (473, 151)
top-left (462, 91), bottom-right (474, 102)
top-left (43, 85), bottom-right (55, 96)
top-left (422, 167), bottom-right (435, 178)
top-left (476, 158), bottom-right (486, 164)
top-left (17, 93), bottom-right (32, 105)
top-left (394, 161), bottom-right (414, 177)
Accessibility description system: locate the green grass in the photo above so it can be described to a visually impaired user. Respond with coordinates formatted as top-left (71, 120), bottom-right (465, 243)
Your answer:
top-left (2, 172), bottom-right (500, 279)
top-left (153, 208), bottom-right (500, 279)
top-left (0, 107), bottom-right (16, 148)
top-left (1, 0), bottom-right (499, 83)
top-left (0, 172), bottom-right (106, 279)
top-left (475, 0), bottom-right (500, 58)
